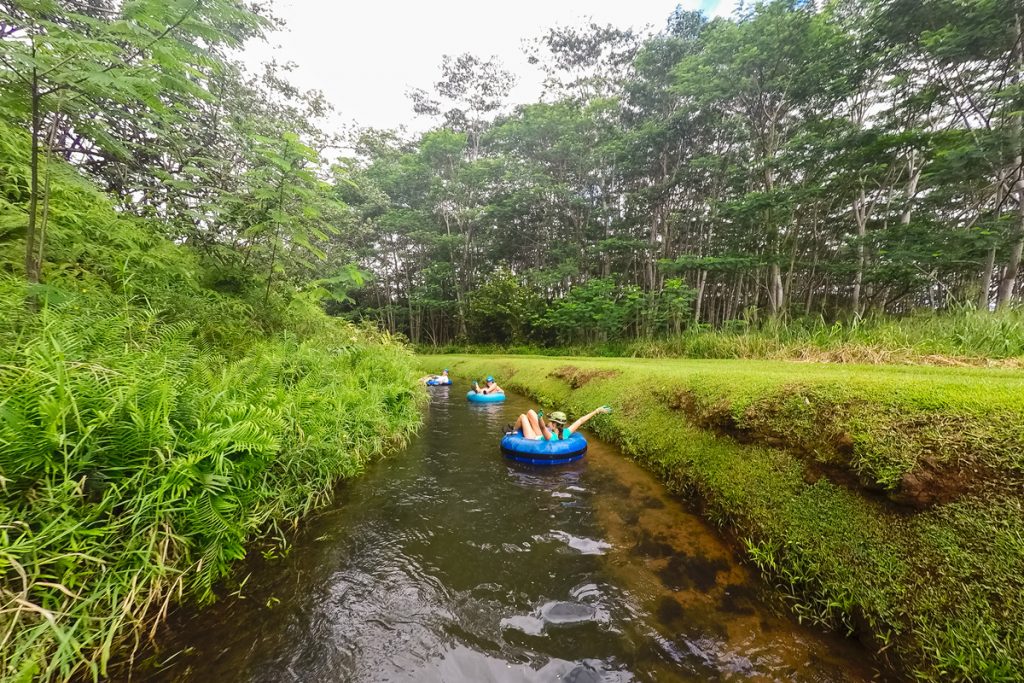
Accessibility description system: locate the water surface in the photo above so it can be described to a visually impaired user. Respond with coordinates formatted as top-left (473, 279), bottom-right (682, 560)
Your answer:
top-left (134, 388), bottom-right (877, 682)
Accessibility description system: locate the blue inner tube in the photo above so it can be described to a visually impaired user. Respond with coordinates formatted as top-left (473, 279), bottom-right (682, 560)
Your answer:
top-left (501, 432), bottom-right (587, 465)
top-left (425, 379), bottom-right (451, 386)
top-left (467, 391), bottom-right (505, 403)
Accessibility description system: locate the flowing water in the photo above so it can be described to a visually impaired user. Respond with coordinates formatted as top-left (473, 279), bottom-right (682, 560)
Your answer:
top-left (134, 388), bottom-right (878, 682)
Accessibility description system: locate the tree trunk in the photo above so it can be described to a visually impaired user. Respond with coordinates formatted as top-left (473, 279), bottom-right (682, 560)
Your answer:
top-left (694, 269), bottom-right (707, 326)
top-left (901, 150), bottom-right (921, 228)
top-left (979, 246), bottom-right (996, 310)
top-left (262, 174), bottom-right (289, 309)
top-left (769, 262), bottom-right (784, 316)
top-left (782, 224), bottom-right (799, 307)
top-left (457, 221), bottom-right (472, 338)
top-left (25, 56), bottom-right (41, 285)
top-left (805, 231), bottom-right (819, 316)
top-left (852, 189), bottom-right (869, 315)
top-left (727, 273), bottom-right (744, 321)
top-left (645, 205), bottom-right (661, 291)
top-left (998, 238), bottom-right (1024, 307)
top-left (998, 13), bottom-right (1024, 309)
top-left (763, 161), bottom-right (784, 316)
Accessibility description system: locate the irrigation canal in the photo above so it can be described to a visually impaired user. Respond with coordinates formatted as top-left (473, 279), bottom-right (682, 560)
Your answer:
top-left (136, 388), bottom-right (877, 682)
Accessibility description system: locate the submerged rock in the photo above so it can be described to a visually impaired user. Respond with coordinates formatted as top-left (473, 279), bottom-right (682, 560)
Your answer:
top-left (540, 601), bottom-right (598, 626)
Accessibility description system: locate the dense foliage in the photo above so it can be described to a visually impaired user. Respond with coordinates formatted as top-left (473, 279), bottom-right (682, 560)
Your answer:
top-left (0, 3), bottom-right (422, 680)
top-left (344, 0), bottom-right (1024, 346)
top-left (0, 282), bottom-right (421, 681)
top-left (2, 0), bottom-right (1022, 680)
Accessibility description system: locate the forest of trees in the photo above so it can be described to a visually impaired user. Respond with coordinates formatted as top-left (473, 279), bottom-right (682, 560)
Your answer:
top-left (342, 1), bottom-right (1024, 346)
top-left (2, 3), bottom-right (1023, 680)
top-left (0, 0), bottom-right (368, 321)
top-left (3, 0), bottom-right (1023, 348)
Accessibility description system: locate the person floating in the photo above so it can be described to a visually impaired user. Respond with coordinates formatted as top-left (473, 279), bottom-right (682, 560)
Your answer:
top-left (508, 405), bottom-right (612, 441)
top-left (472, 375), bottom-right (503, 395)
top-left (467, 375), bottom-right (505, 403)
top-left (500, 405), bottom-right (611, 465)
top-left (421, 369), bottom-right (451, 386)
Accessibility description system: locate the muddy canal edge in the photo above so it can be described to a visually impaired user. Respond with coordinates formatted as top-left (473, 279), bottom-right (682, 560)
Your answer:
top-left (422, 354), bottom-right (1024, 682)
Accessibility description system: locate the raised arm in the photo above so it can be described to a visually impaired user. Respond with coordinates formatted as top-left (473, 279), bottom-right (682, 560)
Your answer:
top-left (567, 405), bottom-right (612, 435)
top-left (537, 411), bottom-right (553, 440)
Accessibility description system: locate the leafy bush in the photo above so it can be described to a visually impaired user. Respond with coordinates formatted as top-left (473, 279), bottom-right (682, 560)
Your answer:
top-left (466, 270), bottom-right (544, 343)
top-left (423, 309), bottom-right (1024, 365)
top-left (0, 283), bottom-right (422, 681)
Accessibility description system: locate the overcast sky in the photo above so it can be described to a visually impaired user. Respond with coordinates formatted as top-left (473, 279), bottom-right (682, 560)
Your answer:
top-left (242, 0), bottom-right (736, 134)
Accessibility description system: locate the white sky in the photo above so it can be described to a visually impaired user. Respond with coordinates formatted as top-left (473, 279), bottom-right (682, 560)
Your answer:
top-left (242, 0), bottom-right (735, 135)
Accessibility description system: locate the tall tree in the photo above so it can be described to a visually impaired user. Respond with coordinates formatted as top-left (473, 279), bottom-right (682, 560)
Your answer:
top-left (0, 0), bottom-right (268, 284)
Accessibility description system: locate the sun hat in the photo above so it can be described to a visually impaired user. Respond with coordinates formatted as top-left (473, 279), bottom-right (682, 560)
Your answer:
top-left (549, 411), bottom-right (568, 424)
top-left (486, 375), bottom-right (494, 382)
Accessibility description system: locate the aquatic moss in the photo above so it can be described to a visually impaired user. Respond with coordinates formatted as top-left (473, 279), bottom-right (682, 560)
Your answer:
top-left (424, 354), bottom-right (1024, 682)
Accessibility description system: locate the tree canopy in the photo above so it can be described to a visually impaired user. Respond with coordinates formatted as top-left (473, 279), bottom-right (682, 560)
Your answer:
top-left (3, 0), bottom-right (1023, 347)
top-left (339, 0), bottom-right (1024, 345)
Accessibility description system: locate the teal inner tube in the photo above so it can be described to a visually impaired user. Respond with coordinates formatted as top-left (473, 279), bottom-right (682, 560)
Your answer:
top-left (500, 432), bottom-right (587, 465)
top-left (425, 378), bottom-right (451, 386)
top-left (467, 391), bottom-right (505, 403)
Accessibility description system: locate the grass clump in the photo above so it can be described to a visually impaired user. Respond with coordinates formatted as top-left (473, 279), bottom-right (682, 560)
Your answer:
top-left (426, 354), bottom-right (1024, 681)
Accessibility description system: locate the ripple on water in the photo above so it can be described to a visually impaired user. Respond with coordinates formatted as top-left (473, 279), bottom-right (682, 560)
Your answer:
top-left (505, 467), bottom-right (585, 493)
top-left (388, 646), bottom-right (634, 683)
top-left (549, 530), bottom-right (613, 555)
top-left (569, 582), bottom-right (603, 601)
top-left (500, 613), bottom-right (546, 636)
top-left (500, 600), bottom-right (607, 636)
top-left (500, 579), bottom-right (611, 638)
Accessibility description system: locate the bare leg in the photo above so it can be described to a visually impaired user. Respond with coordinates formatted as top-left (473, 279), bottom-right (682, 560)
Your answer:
top-left (521, 410), bottom-right (543, 439)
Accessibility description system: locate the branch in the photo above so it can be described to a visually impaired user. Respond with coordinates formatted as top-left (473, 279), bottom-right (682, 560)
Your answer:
top-left (0, 54), bottom-right (33, 87)
top-left (40, 0), bottom-right (203, 98)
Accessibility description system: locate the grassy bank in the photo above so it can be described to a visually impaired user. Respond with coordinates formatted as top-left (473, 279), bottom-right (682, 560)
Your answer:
top-left (420, 310), bottom-right (1024, 366)
top-left (0, 123), bottom-right (425, 680)
top-left (2, 297), bottom-right (423, 681)
top-left (422, 354), bottom-right (1024, 681)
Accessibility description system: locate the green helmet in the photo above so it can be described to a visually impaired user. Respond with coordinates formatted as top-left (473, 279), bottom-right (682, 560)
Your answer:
top-left (549, 411), bottom-right (568, 424)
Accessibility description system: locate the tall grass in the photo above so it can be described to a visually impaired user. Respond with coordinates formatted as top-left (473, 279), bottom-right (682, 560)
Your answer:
top-left (422, 310), bottom-right (1024, 364)
top-left (0, 284), bottom-right (423, 681)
